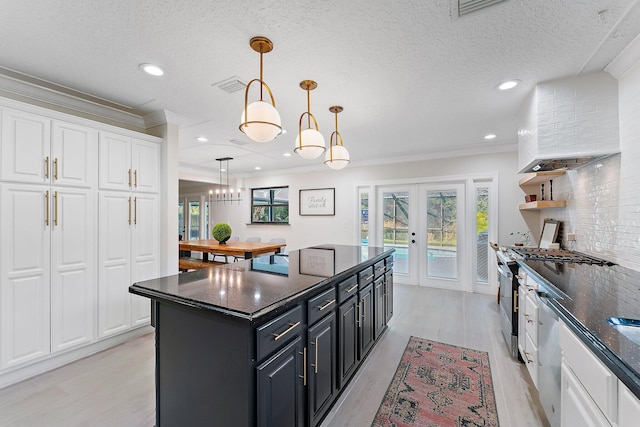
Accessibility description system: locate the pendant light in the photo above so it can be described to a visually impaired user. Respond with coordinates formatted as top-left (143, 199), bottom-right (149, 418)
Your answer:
top-left (324, 105), bottom-right (350, 170)
top-left (294, 80), bottom-right (326, 159)
top-left (239, 37), bottom-right (282, 143)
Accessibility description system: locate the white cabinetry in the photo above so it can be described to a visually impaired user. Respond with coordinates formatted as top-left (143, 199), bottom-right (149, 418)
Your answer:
top-left (518, 272), bottom-right (540, 388)
top-left (0, 112), bottom-right (98, 368)
top-left (99, 132), bottom-right (159, 193)
top-left (98, 133), bottom-right (159, 338)
top-left (618, 380), bottom-right (640, 427)
top-left (0, 99), bottom-right (160, 387)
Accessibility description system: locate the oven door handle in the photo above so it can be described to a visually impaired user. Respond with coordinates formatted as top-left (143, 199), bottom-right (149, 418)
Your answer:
top-left (497, 265), bottom-right (513, 279)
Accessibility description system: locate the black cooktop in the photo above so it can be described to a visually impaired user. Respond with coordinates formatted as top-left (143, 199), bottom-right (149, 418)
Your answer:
top-left (510, 247), bottom-right (615, 266)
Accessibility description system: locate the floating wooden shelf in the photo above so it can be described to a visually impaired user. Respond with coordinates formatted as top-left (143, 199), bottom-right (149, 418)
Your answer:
top-left (519, 170), bottom-right (566, 186)
top-left (519, 200), bottom-right (567, 210)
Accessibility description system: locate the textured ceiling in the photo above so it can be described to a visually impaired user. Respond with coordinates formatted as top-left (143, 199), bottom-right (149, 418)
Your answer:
top-left (1, 0), bottom-right (639, 181)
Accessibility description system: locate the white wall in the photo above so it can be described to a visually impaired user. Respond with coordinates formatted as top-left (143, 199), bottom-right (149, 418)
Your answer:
top-left (541, 59), bottom-right (640, 270)
top-left (210, 150), bottom-right (526, 252)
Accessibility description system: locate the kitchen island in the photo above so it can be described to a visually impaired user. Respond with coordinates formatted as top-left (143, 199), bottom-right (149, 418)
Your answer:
top-left (130, 244), bottom-right (394, 427)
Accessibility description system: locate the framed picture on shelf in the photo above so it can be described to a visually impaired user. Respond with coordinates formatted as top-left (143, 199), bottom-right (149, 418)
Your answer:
top-left (299, 188), bottom-right (335, 216)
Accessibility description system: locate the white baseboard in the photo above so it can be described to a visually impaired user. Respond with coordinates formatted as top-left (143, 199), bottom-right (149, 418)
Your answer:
top-left (0, 325), bottom-right (154, 389)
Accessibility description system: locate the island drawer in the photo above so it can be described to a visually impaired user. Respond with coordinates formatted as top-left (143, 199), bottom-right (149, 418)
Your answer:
top-left (308, 287), bottom-right (337, 326)
top-left (256, 305), bottom-right (303, 361)
top-left (337, 275), bottom-right (358, 303)
top-left (359, 266), bottom-right (374, 289)
top-left (373, 260), bottom-right (386, 278)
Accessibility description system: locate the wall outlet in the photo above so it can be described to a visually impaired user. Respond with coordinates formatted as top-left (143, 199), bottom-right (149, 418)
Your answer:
top-left (567, 232), bottom-right (577, 242)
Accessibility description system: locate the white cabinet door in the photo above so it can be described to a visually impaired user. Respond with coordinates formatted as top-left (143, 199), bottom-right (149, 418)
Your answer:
top-left (98, 191), bottom-right (132, 337)
top-left (98, 132), bottom-right (131, 191)
top-left (561, 363), bottom-right (611, 427)
top-left (132, 139), bottom-right (160, 194)
top-left (51, 121), bottom-right (98, 188)
top-left (130, 194), bottom-right (159, 326)
top-left (1, 108), bottom-right (51, 184)
top-left (618, 381), bottom-right (640, 427)
top-left (50, 188), bottom-right (96, 352)
top-left (0, 183), bottom-right (51, 368)
top-left (517, 285), bottom-right (526, 357)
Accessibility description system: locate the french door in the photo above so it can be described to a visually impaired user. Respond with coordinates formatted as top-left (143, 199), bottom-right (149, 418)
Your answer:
top-left (375, 179), bottom-right (492, 293)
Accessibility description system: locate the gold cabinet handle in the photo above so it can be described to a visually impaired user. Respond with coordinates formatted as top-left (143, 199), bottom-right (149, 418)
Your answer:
top-left (272, 321), bottom-right (300, 341)
top-left (128, 196), bottom-right (132, 225)
top-left (45, 191), bottom-right (49, 226)
top-left (346, 284), bottom-right (358, 294)
top-left (316, 299), bottom-right (335, 311)
top-left (514, 290), bottom-right (518, 312)
top-left (134, 170), bottom-right (138, 187)
top-left (54, 158), bottom-right (59, 180)
top-left (523, 351), bottom-right (533, 364)
top-left (134, 197), bottom-right (137, 225)
top-left (299, 347), bottom-right (307, 386)
top-left (54, 191), bottom-right (58, 226)
top-left (44, 156), bottom-right (49, 179)
top-left (128, 169), bottom-right (132, 188)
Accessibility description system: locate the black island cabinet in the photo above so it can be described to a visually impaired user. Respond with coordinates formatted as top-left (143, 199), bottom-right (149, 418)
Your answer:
top-left (130, 244), bottom-right (394, 427)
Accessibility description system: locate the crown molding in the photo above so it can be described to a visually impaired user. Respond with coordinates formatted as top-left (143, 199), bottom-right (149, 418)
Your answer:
top-left (0, 67), bottom-right (147, 131)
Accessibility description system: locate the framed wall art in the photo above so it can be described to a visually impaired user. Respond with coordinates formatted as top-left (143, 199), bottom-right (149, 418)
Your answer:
top-left (299, 188), bottom-right (335, 216)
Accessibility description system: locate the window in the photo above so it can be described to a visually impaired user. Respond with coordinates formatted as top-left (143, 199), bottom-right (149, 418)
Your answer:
top-left (251, 186), bottom-right (289, 223)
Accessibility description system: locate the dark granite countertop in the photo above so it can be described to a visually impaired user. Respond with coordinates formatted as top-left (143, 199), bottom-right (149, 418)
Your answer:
top-left (130, 244), bottom-right (394, 321)
top-left (516, 258), bottom-right (640, 398)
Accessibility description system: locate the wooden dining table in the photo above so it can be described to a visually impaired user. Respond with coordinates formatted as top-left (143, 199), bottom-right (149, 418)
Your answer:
top-left (178, 239), bottom-right (286, 261)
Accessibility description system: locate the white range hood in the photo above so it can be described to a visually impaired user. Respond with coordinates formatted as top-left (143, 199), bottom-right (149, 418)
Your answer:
top-left (517, 72), bottom-right (620, 174)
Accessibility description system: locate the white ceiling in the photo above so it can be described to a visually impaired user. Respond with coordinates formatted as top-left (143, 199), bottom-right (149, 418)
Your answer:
top-left (2, 0), bottom-right (640, 182)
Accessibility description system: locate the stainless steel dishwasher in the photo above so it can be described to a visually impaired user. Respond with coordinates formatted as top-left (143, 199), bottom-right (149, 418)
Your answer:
top-left (538, 295), bottom-right (561, 427)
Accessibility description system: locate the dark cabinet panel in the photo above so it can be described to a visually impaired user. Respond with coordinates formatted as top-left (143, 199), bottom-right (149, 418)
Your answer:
top-left (385, 270), bottom-right (394, 323)
top-left (257, 336), bottom-right (305, 427)
top-left (359, 283), bottom-right (374, 357)
top-left (374, 277), bottom-right (385, 338)
top-left (338, 296), bottom-right (358, 388)
top-left (308, 313), bottom-right (336, 426)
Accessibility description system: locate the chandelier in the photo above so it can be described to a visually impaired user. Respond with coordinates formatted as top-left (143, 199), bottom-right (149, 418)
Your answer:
top-left (214, 157), bottom-right (242, 204)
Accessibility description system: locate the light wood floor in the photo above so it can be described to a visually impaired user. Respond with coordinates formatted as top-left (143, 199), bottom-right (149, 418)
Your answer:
top-left (0, 285), bottom-right (549, 426)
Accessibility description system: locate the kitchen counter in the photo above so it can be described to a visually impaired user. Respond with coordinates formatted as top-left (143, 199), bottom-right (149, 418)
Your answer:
top-left (129, 244), bottom-right (395, 426)
top-left (131, 244), bottom-right (392, 320)
top-left (516, 258), bottom-right (640, 399)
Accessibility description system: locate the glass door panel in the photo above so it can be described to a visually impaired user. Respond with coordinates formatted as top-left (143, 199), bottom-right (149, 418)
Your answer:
top-left (188, 201), bottom-right (200, 240)
top-left (419, 183), bottom-right (465, 290)
top-left (475, 187), bottom-right (489, 284)
top-left (178, 201), bottom-right (185, 240)
top-left (383, 191), bottom-right (409, 274)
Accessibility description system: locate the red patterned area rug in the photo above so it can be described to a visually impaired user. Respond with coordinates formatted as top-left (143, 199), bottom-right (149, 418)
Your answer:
top-left (372, 337), bottom-right (499, 427)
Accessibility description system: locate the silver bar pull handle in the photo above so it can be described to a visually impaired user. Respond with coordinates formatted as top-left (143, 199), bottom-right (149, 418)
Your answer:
top-left (316, 299), bottom-right (335, 311)
top-left (346, 284), bottom-right (358, 294)
top-left (298, 347), bottom-right (307, 386)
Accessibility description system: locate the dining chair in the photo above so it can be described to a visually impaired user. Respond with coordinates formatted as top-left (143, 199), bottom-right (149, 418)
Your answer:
top-left (233, 237), bottom-right (261, 261)
top-left (211, 236), bottom-right (240, 263)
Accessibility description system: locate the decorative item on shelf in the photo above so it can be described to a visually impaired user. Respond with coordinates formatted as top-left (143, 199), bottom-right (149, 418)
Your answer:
top-left (510, 231), bottom-right (531, 246)
top-left (211, 222), bottom-right (232, 244)
top-left (525, 194), bottom-right (537, 203)
top-left (294, 80), bottom-right (326, 159)
top-left (239, 36), bottom-right (282, 143)
top-left (325, 105), bottom-right (350, 170)
top-left (214, 157), bottom-right (242, 204)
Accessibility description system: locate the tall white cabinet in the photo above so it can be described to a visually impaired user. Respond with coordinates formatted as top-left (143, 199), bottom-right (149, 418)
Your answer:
top-left (98, 132), bottom-right (160, 338)
top-left (0, 99), bottom-right (161, 385)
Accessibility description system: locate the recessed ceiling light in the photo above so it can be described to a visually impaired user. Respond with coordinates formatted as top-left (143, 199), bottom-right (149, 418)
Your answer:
top-left (220, 168), bottom-right (226, 172)
top-left (196, 136), bottom-right (208, 142)
top-left (254, 166), bottom-right (261, 170)
top-left (498, 80), bottom-right (519, 90)
top-left (283, 152), bottom-right (292, 157)
top-left (484, 134), bottom-right (497, 140)
top-left (139, 63), bottom-right (165, 76)
top-left (281, 129), bottom-right (287, 134)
